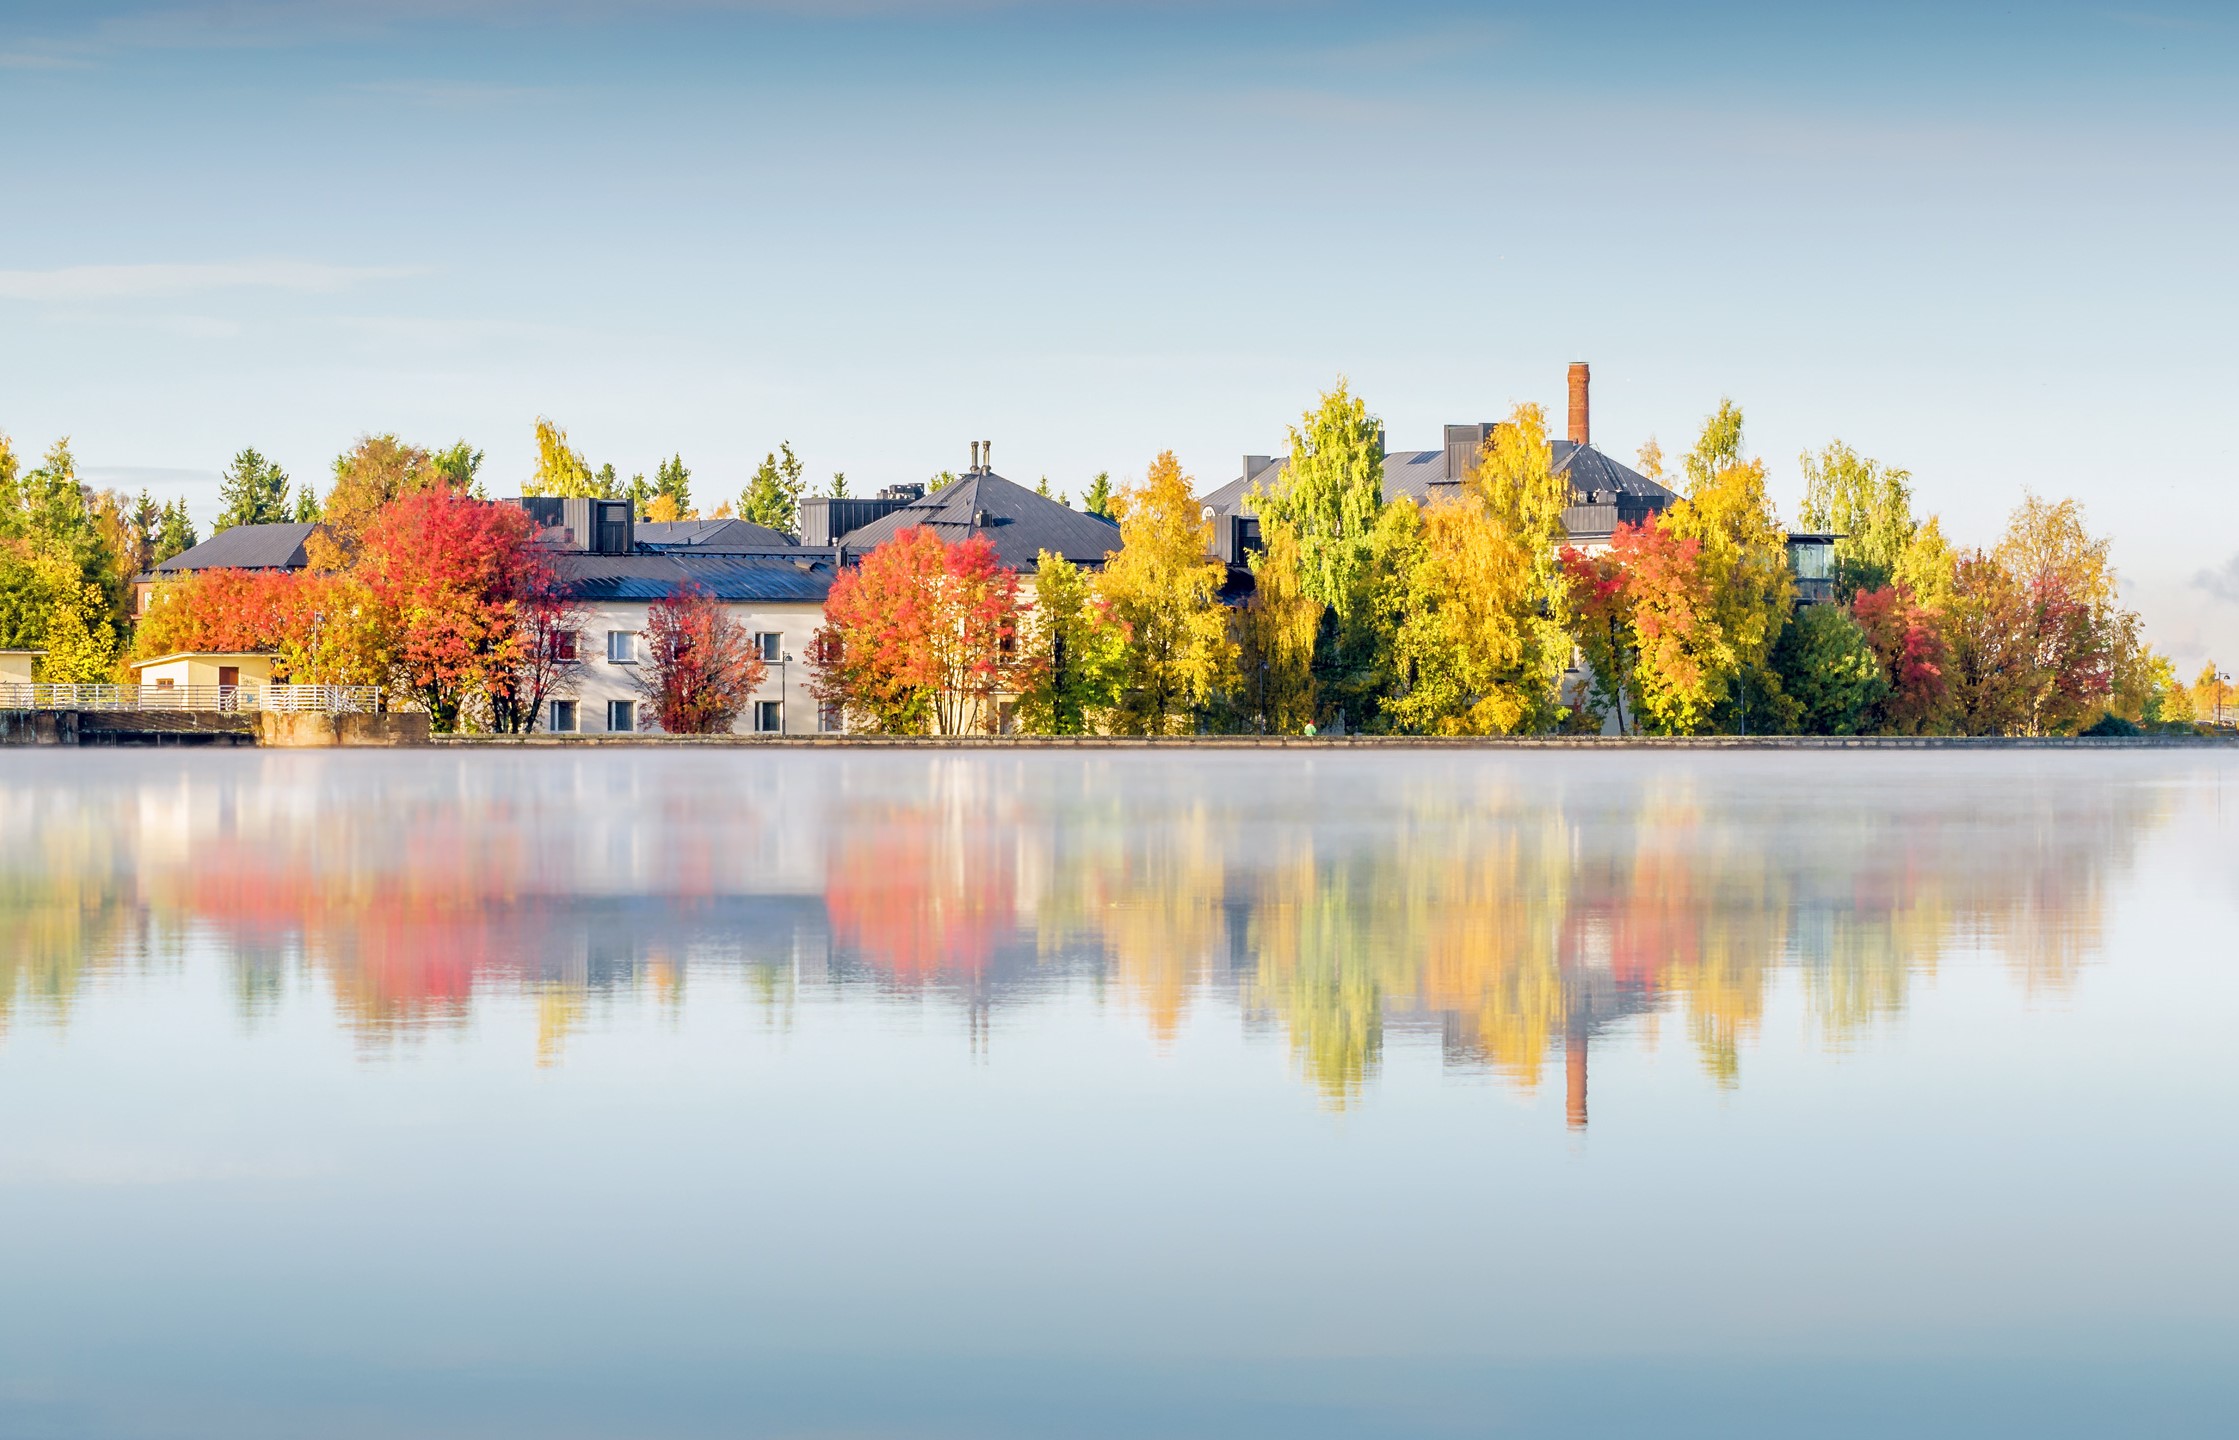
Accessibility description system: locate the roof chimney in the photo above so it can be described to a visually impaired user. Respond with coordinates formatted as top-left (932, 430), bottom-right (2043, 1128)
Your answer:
top-left (982, 440), bottom-right (992, 474)
top-left (1568, 362), bottom-right (1590, 448)
top-left (970, 441), bottom-right (981, 472)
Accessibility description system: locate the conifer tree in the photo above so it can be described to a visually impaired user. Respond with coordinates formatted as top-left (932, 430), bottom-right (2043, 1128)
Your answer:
top-left (214, 448), bottom-right (292, 531)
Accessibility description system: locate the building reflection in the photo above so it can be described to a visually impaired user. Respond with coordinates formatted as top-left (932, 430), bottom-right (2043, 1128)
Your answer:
top-left (0, 757), bottom-right (2180, 1118)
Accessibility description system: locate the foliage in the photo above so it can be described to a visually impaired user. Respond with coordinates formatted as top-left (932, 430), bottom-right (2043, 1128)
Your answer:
top-left (740, 442), bottom-right (805, 537)
top-left (1258, 379), bottom-right (1384, 620)
top-left (829, 471), bottom-right (849, 499)
top-left (1798, 440), bottom-right (1915, 597)
top-left (315, 434), bottom-right (435, 567)
top-left (1891, 514), bottom-right (1957, 614)
top-left (809, 527), bottom-right (1019, 735)
top-left (0, 540), bottom-right (117, 681)
top-left (1851, 585), bottom-right (1951, 734)
top-left (429, 441), bottom-right (485, 497)
top-left (1771, 603), bottom-right (1887, 735)
top-left (357, 489), bottom-right (544, 731)
top-left (1083, 471), bottom-right (1114, 519)
top-left (1664, 401), bottom-right (1793, 731)
top-left (154, 499), bottom-right (199, 563)
top-left (1099, 452), bottom-right (1236, 735)
top-left (523, 418), bottom-right (599, 498)
top-left (0, 438), bottom-right (127, 640)
top-left (214, 448), bottom-right (293, 531)
top-left (1016, 550), bottom-right (1126, 734)
top-left (485, 569), bottom-right (585, 735)
top-left (1612, 519), bottom-right (1727, 735)
top-left (1560, 543), bottom-right (1634, 734)
top-left (1233, 522), bottom-right (1321, 734)
top-left (634, 584), bottom-right (764, 734)
top-left (654, 453), bottom-right (691, 517)
top-left (132, 568), bottom-right (389, 686)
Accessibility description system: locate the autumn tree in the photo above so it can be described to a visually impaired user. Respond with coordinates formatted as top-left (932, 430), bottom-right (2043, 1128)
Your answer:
top-left (634, 584), bottom-right (764, 734)
top-left (1664, 400), bottom-right (1794, 731)
top-left (429, 441), bottom-right (485, 496)
top-left (740, 442), bottom-right (805, 536)
top-left (654, 454), bottom-right (691, 517)
top-left (1945, 551), bottom-right (2036, 735)
top-left (1380, 403), bottom-right (1575, 735)
top-left (1610, 519), bottom-right (1728, 735)
top-left (809, 528), bottom-right (1019, 735)
top-left (523, 418), bottom-right (599, 498)
top-left (1016, 549), bottom-right (1126, 734)
top-left (1099, 451), bottom-right (1236, 735)
top-left (485, 558), bottom-right (586, 735)
top-left (1798, 440), bottom-right (1915, 597)
top-left (1993, 494), bottom-right (2132, 734)
top-left (357, 489), bottom-right (544, 731)
top-left (214, 448), bottom-right (293, 531)
top-left (1851, 585), bottom-right (1952, 734)
top-left (314, 434), bottom-right (435, 567)
top-left (1232, 522), bottom-right (1321, 734)
top-left (1560, 544), bottom-right (1634, 734)
top-left (133, 568), bottom-right (388, 686)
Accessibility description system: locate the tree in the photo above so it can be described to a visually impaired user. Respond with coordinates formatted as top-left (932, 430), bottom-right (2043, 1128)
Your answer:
top-left (740, 442), bottom-right (805, 536)
top-left (133, 567), bottom-right (388, 686)
top-left (1377, 403), bottom-right (1574, 736)
top-left (357, 489), bottom-right (543, 731)
top-left (0, 541), bottom-right (116, 682)
top-left (291, 485), bottom-right (321, 523)
top-left (214, 448), bottom-right (292, 531)
top-left (1098, 451), bottom-right (1236, 735)
top-left (522, 418), bottom-right (599, 498)
top-left (1892, 514), bottom-right (1957, 613)
top-left (125, 490), bottom-right (162, 575)
top-left (1946, 550), bottom-right (2037, 736)
top-left (485, 561), bottom-right (586, 735)
top-left (1771, 603), bottom-right (1887, 734)
top-left (1664, 401), bottom-right (1794, 732)
top-left (1851, 585), bottom-right (1952, 734)
top-left (809, 527), bottom-right (1020, 735)
top-left (1016, 550), bottom-right (1126, 734)
top-left (154, 499), bottom-right (199, 564)
top-left (429, 441), bottom-right (485, 497)
top-left (1561, 544), bottom-right (1634, 734)
top-left (315, 434), bottom-right (435, 567)
top-left (1258, 380), bottom-right (1384, 619)
top-left (654, 453), bottom-right (691, 517)
top-left (1, 438), bottom-right (126, 633)
top-left (829, 471), bottom-right (849, 499)
top-left (1083, 471), bottom-right (1114, 520)
top-left (1233, 522), bottom-right (1321, 734)
top-left (1798, 441), bottom-right (1915, 597)
top-left (1611, 519), bottom-right (1728, 735)
top-left (634, 585), bottom-right (763, 734)
top-left (1993, 494), bottom-right (2131, 735)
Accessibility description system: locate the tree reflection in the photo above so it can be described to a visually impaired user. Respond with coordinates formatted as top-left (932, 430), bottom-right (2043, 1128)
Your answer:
top-left (0, 757), bottom-right (2183, 1117)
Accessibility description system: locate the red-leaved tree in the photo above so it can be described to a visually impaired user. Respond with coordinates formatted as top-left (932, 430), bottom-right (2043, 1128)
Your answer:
top-left (808, 527), bottom-right (1020, 735)
top-left (359, 490), bottom-right (544, 731)
top-left (1559, 544), bottom-right (1633, 734)
top-left (1851, 585), bottom-right (1951, 734)
top-left (134, 567), bottom-right (389, 686)
top-left (634, 584), bottom-right (764, 733)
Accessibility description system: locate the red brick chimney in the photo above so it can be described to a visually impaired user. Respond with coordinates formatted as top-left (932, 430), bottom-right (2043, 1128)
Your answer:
top-left (1567, 361), bottom-right (1590, 448)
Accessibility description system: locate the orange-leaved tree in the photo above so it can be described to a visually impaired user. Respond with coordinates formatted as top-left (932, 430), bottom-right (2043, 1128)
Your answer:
top-left (809, 527), bottom-right (1020, 735)
top-left (134, 567), bottom-right (388, 686)
top-left (633, 584), bottom-right (763, 734)
top-left (358, 489), bottom-right (544, 731)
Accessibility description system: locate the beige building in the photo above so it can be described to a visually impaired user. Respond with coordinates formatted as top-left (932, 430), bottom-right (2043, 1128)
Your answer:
top-left (129, 652), bottom-right (277, 690)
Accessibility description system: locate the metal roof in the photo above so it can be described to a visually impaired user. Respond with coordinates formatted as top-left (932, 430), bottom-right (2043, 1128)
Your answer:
top-left (636, 517), bottom-right (796, 550)
top-left (549, 551), bottom-right (838, 604)
top-left (154, 522), bottom-right (320, 573)
top-left (834, 470), bottom-right (1122, 570)
top-left (1200, 440), bottom-right (1677, 519)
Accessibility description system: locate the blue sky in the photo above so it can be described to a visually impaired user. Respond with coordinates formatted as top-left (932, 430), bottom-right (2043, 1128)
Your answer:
top-left (3, 0), bottom-right (2235, 666)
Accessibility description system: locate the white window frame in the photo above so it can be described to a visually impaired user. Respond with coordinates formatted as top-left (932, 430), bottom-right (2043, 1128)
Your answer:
top-left (606, 630), bottom-right (637, 664)
top-left (607, 699), bottom-right (636, 733)
top-left (548, 699), bottom-right (577, 734)
top-left (755, 631), bottom-right (781, 664)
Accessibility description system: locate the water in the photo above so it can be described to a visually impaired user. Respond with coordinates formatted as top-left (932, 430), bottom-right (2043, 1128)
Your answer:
top-left (1, 749), bottom-right (2233, 1439)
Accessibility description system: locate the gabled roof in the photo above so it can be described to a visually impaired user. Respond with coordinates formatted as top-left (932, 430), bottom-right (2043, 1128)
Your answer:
top-left (636, 517), bottom-right (795, 550)
top-left (154, 522), bottom-right (320, 573)
top-left (1199, 442), bottom-right (1677, 517)
top-left (549, 550), bottom-right (837, 605)
top-left (834, 470), bottom-right (1122, 570)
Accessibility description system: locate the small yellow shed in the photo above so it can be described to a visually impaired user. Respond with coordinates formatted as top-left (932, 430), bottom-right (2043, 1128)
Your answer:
top-left (0, 650), bottom-right (40, 683)
top-left (130, 653), bottom-right (278, 691)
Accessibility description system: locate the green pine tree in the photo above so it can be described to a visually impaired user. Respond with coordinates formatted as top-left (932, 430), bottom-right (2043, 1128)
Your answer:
top-left (1083, 471), bottom-right (1114, 519)
top-left (215, 448), bottom-right (292, 531)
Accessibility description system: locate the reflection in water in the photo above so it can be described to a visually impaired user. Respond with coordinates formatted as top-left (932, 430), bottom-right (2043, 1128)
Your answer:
top-left (0, 752), bottom-right (2180, 1115)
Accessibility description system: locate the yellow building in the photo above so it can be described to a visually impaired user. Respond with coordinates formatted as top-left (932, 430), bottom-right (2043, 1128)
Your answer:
top-left (129, 653), bottom-right (277, 691)
top-left (0, 650), bottom-right (40, 683)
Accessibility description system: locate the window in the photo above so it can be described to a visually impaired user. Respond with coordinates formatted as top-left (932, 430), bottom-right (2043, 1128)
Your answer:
top-left (818, 703), bottom-right (843, 733)
top-left (607, 699), bottom-right (636, 732)
top-left (606, 630), bottom-right (636, 664)
top-left (550, 630), bottom-right (579, 663)
top-left (755, 700), bottom-right (782, 733)
top-left (755, 631), bottom-right (781, 664)
top-left (548, 700), bottom-right (577, 733)
top-left (997, 699), bottom-right (1017, 735)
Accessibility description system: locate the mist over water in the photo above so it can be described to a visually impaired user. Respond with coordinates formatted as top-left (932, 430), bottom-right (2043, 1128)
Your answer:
top-left (2, 750), bottom-right (2233, 1438)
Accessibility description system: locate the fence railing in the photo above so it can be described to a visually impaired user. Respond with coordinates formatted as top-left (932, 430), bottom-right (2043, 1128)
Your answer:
top-left (0, 683), bottom-right (386, 714)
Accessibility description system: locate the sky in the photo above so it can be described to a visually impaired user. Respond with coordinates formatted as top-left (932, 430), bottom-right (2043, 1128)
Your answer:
top-left (2, 0), bottom-right (2235, 668)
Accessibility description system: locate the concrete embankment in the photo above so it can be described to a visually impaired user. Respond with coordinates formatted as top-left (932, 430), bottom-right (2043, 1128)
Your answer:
top-left (0, 711), bottom-right (429, 746)
top-left (428, 732), bottom-right (2238, 750)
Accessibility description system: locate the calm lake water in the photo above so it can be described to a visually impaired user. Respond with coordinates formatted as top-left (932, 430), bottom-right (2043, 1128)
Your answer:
top-left (1, 749), bottom-right (2234, 1439)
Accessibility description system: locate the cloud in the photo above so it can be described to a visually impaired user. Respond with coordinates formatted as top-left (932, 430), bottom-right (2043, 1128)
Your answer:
top-left (0, 260), bottom-right (422, 302)
top-left (2192, 553), bottom-right (2239, 606)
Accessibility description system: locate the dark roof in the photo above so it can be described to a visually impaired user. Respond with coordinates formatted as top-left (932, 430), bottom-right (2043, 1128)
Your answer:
top-left (636, 517), bottom-right (795, 550)
top-left (549, 550), bottom-right (838, 604)
top-left (154, 522), bottom-right (320, 573)
top-left (834, 470), bottom-right (1122, 570)
top-left (1200, 441), bottom-right (1677, 518)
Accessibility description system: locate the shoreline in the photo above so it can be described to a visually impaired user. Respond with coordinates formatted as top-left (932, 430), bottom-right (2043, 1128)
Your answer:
top-left (425, 732), bottom-right (2239, 750)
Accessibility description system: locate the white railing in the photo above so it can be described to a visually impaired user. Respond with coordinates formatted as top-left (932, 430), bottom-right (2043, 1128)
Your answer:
top-left (0, 683), bottom-right (386, 714)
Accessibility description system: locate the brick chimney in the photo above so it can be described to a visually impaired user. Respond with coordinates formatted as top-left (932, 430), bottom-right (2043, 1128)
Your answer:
top-left (1567, 362), bottom-right (1590, 448)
